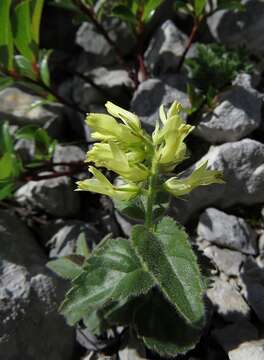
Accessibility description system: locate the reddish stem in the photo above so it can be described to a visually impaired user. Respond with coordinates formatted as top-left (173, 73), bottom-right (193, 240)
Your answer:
top-left (176, 19), bottom-right (200, 73)
top-left (73, 0), bottom-right (137, 86)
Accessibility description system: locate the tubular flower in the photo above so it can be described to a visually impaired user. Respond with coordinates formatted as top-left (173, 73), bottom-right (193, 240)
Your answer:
top-left (76, 166), bottom-right (140, 201)
top-left (153, 102), bottom-right (194, 172)
top-left (87, 142), bottom-right (149, 182)
top-left (105, 101), bottom-right (141, 132)
top-left (163, 161), bottom-right (224, 197)
top-left (86, 113), bottom-right (142, 144)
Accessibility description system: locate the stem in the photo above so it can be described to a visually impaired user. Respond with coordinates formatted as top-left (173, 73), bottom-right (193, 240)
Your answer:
top-left (73, 0), bottom-right (137, 86)
top-left (145, 157), bottom-right (158, 231)
top-left (176, 18), bottom-right (200, 73)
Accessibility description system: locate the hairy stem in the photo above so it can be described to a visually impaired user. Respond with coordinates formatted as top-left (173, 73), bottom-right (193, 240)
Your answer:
top-left (145, 158), bottom-right (158, 230)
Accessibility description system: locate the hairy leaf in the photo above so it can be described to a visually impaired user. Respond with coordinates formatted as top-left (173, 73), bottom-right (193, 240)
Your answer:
top-left (132, 217), bottom-right (205, 326)
top-left (61, 238), bottom-right (154, 325)
top-left (0, 0), bottom-right (13, 70)
top-left (47, 256), bottom-right (83, 280)
top-left (134, 290), bottom-right (203, 356)
top-left (76, 232), bottom-right (90, 258)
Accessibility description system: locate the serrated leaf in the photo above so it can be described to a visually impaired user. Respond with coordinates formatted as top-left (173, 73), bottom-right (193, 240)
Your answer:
top-left (14, 0), bottom-right (35, 61)
top-left (60, 238), bottom-right (154, 325)
top-left (132, 217), bottom-right (205, 327)
top-left (134, 290), bottom-right (202, 357)
top-left (0, 0), bottom-right (13, 70)
top-left (47, 257), bottom-right (83, 280)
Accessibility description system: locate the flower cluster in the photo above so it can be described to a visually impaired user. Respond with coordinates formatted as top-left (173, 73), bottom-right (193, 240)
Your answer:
top-left (77, 101), bottom-right (224, 200)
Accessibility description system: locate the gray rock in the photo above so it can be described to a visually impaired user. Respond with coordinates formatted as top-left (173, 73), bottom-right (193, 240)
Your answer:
top-left (240, 258), bottom-right (264, 322)
top-left (207, 277), bottom-right (251, 321)
top-left (203, 246), bottom-right (245, 276)
top-left (259, 232), bottom-right (264, 254)
top-left (73, 67), bottom-right (133, 110)
top-left (131, 75), bottom-right (190, 131)
top-left (53, 144), bottom-right (86, 172)
top-left (0, 209), bottom-right (74, 359)
top-left (194, 77), bottom-right (262, 143)
top-left (207, 0), bottom-right (264, 56)
top-left (144, 20), bottom-right (196, 75)
top-left (15, 176), bottom-right (80, 217)
top-left (48, 221), bottom-right (100, 258)
top-left (198, 208), bottom-right (257, 255)
top-left (229, 339), bottom-right (264, 360)
top-left (212, 321), bottom-right (258, 352)
top-left (0, 87), bottom-right (65, 138)
top-left (76, 20), bottom-right (135, 67)
top-left (171, 139), bottom-right (264, 224)
top-left (14, 138), bottom-right (35, 163)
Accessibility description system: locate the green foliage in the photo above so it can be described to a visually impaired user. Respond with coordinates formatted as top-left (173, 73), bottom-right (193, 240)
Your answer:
top-left (0, 0), bottom-right (13, 71)
top-left (0, 0), bottom-right (52, 99)
top-left (48, 101), bottom-right (223, 356)
top-left (186, 44), bottom-right (253, 101)
top-left (175, 0), bottom-right (244, 19)
top-left (111, 0), bottom-right (163, 32)
top-left (0, 121), bottom-right (57, 201)
top-left (132, 217), bottom-right (205, 327)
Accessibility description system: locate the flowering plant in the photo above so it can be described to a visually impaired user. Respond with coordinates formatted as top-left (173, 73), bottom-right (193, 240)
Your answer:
top-left (49, 101), bottom-right (223, 356)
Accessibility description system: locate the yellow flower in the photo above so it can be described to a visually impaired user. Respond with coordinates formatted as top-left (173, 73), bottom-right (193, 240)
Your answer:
top-left (87, 142), bottom-right (149, 182)
top-left (153, 102), bottom-right (194, 172)
top-left (105, 101), bottom-right (141, 133)
top-left (86, 113), bottom-right (141, 144)
top-left (163, 161), bottom-right (224, 197)
top-left (76, 166), bottom-right (140, 201)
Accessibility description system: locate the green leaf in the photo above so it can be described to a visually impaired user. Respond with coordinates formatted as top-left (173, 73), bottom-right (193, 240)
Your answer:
top-left (47, 256), bottom-right (83, 280)
top-left (0, 121), bottom-right (14, 153)
top-left (14, 0), bottom-right (35, 61)
top-left (0, 76), bottom-right (14, 91)
top-left (0, 152), bottom-right (14, 180)
top-left (30, 0), bottom-right (45, 45)
top-left (194, 0), bottom-right (207, 16)
top-left (217, 0), bottom-right (245, 11)
top-left (60, 238), bottom-right (154, 325)
top-left (15, 55), bottom-right (36, 80)
top-left (114, 197), bottom-right (145, 220)
top-left (15, 124), bottom-right (38, 140)
top-left (40, 49), bottom-right (52, 86)
top-left (143, 0), bottom-right (163, 22)
top-left (111, 5), bottom-right (136, 24)
top-left (132, 217), bottom-right (205, 327)
top-left (76, 232), bottom-right (90, 258)
top-left (0, 0), bottom-right (13, 70)
top-left (0, 180), bottom-right (14, 200)
top-left (134, 290), bottom-right (203, 356)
